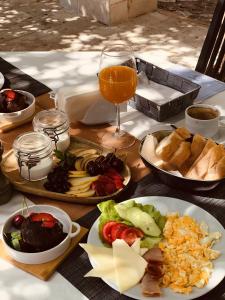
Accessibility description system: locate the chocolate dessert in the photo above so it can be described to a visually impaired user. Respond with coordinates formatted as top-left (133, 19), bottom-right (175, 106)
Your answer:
top-left (5, 212), bottom-right (67, 253)
top-left (20, 213), bottom-right (66, 252)
top-left (0, 89), bottom-right (29, 113)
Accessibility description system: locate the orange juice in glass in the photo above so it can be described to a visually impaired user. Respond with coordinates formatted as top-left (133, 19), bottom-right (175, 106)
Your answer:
top-left (99, 65), bottom-right (137, 104)
top-left (99, 45), bottom-right (137, 149)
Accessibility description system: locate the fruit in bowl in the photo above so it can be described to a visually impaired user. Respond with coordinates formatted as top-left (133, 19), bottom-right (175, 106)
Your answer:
top-left (0, 89), bottom-right (30, 113)
top-left (5, 212), bottom-right (67, 253)
top-left (0, 89), bottom-right (35, 122)
top-left (2, 205), bottom-right (80, 264)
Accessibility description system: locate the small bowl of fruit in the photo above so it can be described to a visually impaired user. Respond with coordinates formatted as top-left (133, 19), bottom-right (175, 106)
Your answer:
top-left (0, 89), bottom-right (35, 122)
top-left (1, 204), bottom-right (80, 264)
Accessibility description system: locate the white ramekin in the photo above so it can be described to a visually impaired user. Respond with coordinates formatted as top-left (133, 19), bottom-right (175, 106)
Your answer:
top-left (0, 89), bottom-right (35, 122)
top-left (1, 205), bottom-right (80, 264)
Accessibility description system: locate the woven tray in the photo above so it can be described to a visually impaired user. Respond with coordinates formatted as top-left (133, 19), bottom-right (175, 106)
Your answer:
top-left (129, 58), bottom-right (201, 121)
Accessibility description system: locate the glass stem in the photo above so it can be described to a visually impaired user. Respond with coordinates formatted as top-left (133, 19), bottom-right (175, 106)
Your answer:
top-left (115, 104), bottom-right (120, 136)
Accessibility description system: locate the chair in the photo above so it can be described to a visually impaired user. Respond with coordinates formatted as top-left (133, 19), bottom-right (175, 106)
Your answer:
top-left (195, 0), bottom-right (225, 81)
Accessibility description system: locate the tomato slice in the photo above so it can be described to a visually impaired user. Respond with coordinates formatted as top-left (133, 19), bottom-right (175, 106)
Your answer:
top-left (133, 228), bottom-right (144, 238)
top-left (102, 221), bottom-right (118, 244)
top-left (111, 223), bottom-right (129, 242)
top-left (120, 227), bottom-right (143, 246)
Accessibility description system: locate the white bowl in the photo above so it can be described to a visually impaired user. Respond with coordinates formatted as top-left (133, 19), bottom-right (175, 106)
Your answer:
top-left (0, 89), bottom-right (35, 123)
top-left (1, 205), bottom-right (80, 264)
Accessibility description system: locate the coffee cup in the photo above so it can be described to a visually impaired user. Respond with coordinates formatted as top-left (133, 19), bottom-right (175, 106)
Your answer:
top-left (185, 104), bottom-right (223, 138)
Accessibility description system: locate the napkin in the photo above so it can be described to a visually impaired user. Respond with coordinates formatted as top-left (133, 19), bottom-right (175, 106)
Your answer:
top-left (136, 71), bottom-right (184, 105)
top-left (55, 84), bottom-right (127, 125)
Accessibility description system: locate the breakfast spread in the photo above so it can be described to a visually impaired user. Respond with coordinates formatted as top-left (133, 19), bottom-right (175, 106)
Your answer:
top-left (44, 148), bottom-right (125, 197)
top-left (0, 89), bottom-right (29, 113)
top-left (4, 212), bottom-right (66, 252)
top-left (141, 127), bottom-right (225, 180)
top-left (83, 199), bottom-right (222, 297)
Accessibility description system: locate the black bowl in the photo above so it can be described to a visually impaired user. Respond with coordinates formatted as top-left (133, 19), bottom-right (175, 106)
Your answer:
top-left (139, 128), bottom-right (225, 192)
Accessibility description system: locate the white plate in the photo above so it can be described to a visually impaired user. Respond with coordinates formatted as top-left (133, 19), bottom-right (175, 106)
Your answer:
top-left (0, 72), bottom-right (5, 90)
top-left (87, 196), bottom-right (225, 300)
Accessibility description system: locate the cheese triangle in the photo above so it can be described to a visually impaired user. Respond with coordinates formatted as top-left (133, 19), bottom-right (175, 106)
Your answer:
top-left (131, 238), bottom-right (141, 254)
top-left (80, 243), bottom-right (113, 266)
top-left (85, 267), bottom-right (116, 282)
top-left (112, 239), bottom-right (148, 293)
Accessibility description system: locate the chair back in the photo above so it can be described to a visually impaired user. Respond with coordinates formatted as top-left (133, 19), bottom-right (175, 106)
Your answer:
top-left (196, 0), bottom-right (225, 81)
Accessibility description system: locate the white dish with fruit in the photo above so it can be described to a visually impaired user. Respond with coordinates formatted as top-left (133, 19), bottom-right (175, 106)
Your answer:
top-left (84, 196), bottom-right (225, 300)
top-left (1, 204), bottom-right (80, 264)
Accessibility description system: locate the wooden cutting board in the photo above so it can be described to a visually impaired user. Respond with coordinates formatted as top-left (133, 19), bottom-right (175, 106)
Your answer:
top-left (1, 136), bottom-right (131, 204)
top-left (0, 226), bottom-right (88, 280)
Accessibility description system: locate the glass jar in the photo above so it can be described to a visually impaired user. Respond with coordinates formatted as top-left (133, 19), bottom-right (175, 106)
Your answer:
top-left (33, 109), bottom-right (70, 152)
top-left (13, 132), bottom-right (53, 181)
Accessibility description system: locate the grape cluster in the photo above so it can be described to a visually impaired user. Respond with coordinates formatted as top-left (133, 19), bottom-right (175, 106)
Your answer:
top-left (86, 153), bottom-right (124, 176)
top-left (44, 166), bottom-right (71, 193)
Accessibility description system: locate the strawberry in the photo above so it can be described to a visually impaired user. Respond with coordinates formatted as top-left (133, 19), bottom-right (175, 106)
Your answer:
top-left (31, 213), bottom-right (55, 223)
top-left (105, 169), bottom-right (123, 181)
top-left (98, 175), bottom-right (114, 184)
top-left (104, 182), bottom-right (117, 194)
top-left (5, 90), bottom-right (16, 101)
top-left (114, 179), bottom-right (124, 189)
top-left (41, 220), bottom-right (56, 228)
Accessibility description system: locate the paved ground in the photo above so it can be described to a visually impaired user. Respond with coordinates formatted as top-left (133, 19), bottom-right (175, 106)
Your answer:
top-left (0, 0), bottom-right (209, 69)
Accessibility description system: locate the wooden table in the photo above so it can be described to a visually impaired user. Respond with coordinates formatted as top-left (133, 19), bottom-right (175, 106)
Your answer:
top-left (0, 93), bottom-right (149, 220)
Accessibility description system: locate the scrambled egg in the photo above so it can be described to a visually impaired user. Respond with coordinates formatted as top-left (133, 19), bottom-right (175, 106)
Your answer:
top-left (159, 213), bottom-right (221, 294)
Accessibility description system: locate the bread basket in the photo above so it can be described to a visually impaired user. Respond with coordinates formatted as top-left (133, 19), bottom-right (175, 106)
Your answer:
top-left (139, 124), bottom-right (225, 191)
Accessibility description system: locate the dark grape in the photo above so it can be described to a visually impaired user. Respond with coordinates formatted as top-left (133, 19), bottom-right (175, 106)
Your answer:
top-left (95, 155), bottom-right (105, 164)
top-left (111, 158), bottom-right (124, 172)
top-left (105, 153), bottom-right (116, 164)
top-left (86, 161), bottom-right (99, 176)
top-left (44, 165), bottom-right (70, 193)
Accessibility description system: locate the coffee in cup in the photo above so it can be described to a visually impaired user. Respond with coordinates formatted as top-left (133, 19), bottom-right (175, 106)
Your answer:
top-left (185, 104), bottom-right (220, 138)
top-left (187, 106), bottom-right (219, 120)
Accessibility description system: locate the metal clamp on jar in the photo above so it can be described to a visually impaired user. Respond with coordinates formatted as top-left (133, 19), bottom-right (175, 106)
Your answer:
top-left (13, 132), bottom-right (53, 181)
top-left (33, 109), bottom-right (70, 152)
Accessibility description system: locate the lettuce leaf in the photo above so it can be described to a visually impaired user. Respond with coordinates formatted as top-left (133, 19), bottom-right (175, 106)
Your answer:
top-left (140, 237), bottom-right (162, 249)
top-left (97, 200), bottom-right (121, 240)
top-left (97, 199), bottom-right (166, 248)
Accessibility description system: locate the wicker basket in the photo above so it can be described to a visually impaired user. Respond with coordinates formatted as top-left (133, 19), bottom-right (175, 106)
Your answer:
top-left (129, 58), bottom-right (201, 122)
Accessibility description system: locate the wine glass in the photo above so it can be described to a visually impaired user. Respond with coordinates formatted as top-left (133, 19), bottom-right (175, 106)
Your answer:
top-left (98, 44), bottom-right (137, 149)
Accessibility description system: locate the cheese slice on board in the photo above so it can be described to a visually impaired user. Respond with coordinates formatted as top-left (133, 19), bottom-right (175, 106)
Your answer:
top-left (113, 239), bottom-right (148, 293)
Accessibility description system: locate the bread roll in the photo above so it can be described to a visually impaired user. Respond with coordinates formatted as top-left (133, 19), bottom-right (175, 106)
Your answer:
top-left (175, 127), bottom-right (191, 140)
top-left (156, 132), bottom-right (183, 161)
top-left (168, 141), bottom-right (191, 169)
top-left (185, 139), bottom-right (217, 180)
top-left (204, 145), bottom-right (225, 180)
top-left (141, 135), bottom-right (165, 168)
top-left (215, 156), bottom-right (225, 179)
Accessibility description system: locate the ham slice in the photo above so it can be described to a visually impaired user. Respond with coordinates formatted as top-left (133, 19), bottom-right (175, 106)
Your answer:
top-left (141, 248), bottom-right (164, 297)
top-left (141, 272), bottom-right (161, 296)
top-left (143, 247), bottom-right (163, 264)
top-left (147, 263), bottom-right (163, 280)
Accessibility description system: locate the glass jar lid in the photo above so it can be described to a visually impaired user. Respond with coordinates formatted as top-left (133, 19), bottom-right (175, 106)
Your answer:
top-left (13, 131), bottom-right (53, 159)
top-left (33, 109), bottom-right (69, 134)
